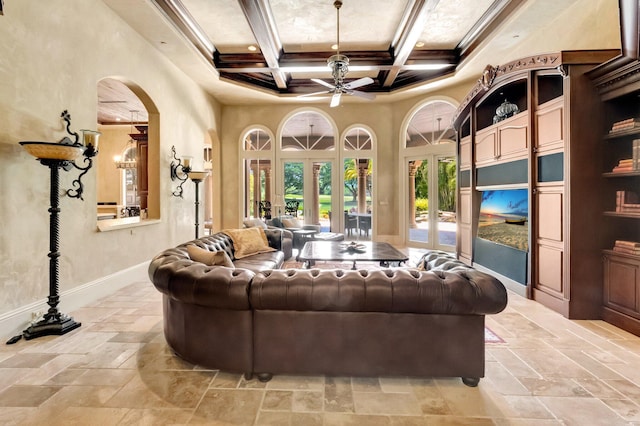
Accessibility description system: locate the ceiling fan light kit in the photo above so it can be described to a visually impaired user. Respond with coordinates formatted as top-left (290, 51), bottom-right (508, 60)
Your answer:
top-left (299, 0), bottom-right (375, 107)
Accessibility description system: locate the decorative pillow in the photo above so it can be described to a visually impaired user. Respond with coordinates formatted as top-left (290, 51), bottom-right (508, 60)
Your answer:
top-left (222, 227), bottom-right (276, 259)
top-left (281, 218), bottom-right (302, 229)
top-left (242, 218), bottom-right (267, 229)
top-left (187, 245), bottom-right (234, 267)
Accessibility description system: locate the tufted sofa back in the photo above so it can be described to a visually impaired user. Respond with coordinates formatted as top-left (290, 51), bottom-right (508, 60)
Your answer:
top-left (250, 267), bottom-right (507, 315)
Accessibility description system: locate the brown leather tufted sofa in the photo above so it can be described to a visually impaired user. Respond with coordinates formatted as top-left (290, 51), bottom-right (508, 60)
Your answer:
top-left (149, 242), bottom-right (507, 387)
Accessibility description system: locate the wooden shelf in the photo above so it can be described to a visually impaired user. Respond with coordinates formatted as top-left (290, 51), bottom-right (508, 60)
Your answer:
top-left (604, 249), bottom-right (640, 260)
top-left (603, 171), bottom-right (640, 178)
top-left (604, 127), bottom-right (640, 139)
top-left (604, 211), bottom-right (640, 219)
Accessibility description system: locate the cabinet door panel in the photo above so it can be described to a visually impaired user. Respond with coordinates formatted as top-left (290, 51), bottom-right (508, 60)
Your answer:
top-left (475, 128), bottom-right (496, 164)
top-left (460, 224), bottom-right (472, 259)
top-left (605, 257), bottom-right (639, 312)
top-left (537, 245), bottom-right (564, 294)
top-left (537, 191), bottom-right (563, 242)
top-left (460, 137), bottom-right (472, 169)
top-left (460, 190), bottom-right (471, 224)
top-left (498, 114), bottom-right (528, 160)
top-left (536, 100), bottom-right (564, 153)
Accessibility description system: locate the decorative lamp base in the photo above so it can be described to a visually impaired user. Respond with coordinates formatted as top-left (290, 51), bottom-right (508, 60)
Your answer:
top-left (22, 314), bottom-right (81, 340)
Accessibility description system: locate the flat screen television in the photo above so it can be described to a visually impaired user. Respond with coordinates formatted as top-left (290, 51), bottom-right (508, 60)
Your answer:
top-left (478, 189), bottom-right (529, 252)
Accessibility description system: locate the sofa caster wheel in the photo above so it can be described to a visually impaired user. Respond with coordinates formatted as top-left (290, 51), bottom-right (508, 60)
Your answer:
top-left (257, 373), bottom-right (273, 383)
top-left (244, 372), bottom-right (253, 381)
top-left (461, 377), bottom-right (479, 387)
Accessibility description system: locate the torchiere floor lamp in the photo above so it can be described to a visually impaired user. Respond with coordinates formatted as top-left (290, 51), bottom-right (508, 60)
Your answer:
top-left (187, 171), bottom-right (209, 239)
top-left (11, 111), bottom-right (100, 343)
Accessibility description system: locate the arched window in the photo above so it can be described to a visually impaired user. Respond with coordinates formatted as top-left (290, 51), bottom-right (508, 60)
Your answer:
top-left (241, 127), bottom-right (274, 220)
top-left (244, 128), bottom-right (272, 151)
top-left (342, 127), bottom-right (375, 238)
top-left (405, 100), bottom-right (456, 148)
top-left (281, 111), bottom-right (334, 151)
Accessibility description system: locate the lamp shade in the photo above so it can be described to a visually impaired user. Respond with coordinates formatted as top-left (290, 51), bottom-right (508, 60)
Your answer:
top-left (20, 141), bottom-right (85, 161)
top-left (187, 170), bottom-right (209, 181)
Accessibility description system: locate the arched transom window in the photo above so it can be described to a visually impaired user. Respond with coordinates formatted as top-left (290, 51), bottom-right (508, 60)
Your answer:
top-left (343, 127), bottom-right (372, 152)
top-left (281, 111), bottom-right (334, 151)
top-left (405, 101), bottom-right (457, 148)
top-left (244, 128), bottom-right (272, 151)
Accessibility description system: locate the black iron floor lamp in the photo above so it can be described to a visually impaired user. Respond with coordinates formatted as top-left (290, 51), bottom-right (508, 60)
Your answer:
top-left (170, 145), bottom-right (209, 239)
top-left (15, 111), bottom-right (100, 341)
top-left (187, 171), bottom-right (209, 238)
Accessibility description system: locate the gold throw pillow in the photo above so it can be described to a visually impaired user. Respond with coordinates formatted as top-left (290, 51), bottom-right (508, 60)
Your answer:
top-left (223, 227), bottom-right (276, 259)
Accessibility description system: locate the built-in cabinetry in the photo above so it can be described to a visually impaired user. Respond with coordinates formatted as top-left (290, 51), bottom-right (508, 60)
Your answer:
top-left (589, 32), bottom-right (640, 333)
top-left (585, 0), bottom-right (640, 336)
top-left (453, 50), bottom-right (618, 319)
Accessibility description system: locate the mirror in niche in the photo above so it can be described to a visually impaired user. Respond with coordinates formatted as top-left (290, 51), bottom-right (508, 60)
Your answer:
top-left (96, 78), bottom-right (150, 226)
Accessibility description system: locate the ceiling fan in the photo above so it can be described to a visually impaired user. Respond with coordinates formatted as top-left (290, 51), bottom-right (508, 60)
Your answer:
top-left (298, 0), bottom-right (375, 107)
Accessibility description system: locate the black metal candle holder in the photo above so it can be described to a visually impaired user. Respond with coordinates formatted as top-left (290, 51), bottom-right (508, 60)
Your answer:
top-left (170, 145), bottom-right (192, 198)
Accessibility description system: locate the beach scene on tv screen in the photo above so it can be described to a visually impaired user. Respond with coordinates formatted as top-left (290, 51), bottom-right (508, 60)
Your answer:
top-left (478, 189), bottom-right (529, 251)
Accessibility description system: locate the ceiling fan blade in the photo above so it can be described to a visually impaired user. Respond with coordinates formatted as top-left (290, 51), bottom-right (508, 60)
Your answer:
top-left (330, 92), bottom-right (342, 108)
top-left (344, 77), bottom-right (374, 90)
top-left (311, 78), bottom-right (336, 89)
top-left (346, 89), bottom-right (376, 101)
top-left (297, 90), bottom-right (332, 98)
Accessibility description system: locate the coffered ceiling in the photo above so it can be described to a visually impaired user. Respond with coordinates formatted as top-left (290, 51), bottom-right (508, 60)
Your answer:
top-left (98, 0), bottom-right (613, 120)
top-left (149, 0), bottom-right (523, 95)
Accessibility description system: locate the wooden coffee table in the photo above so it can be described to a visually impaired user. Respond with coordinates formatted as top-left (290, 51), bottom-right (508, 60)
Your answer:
top-left (297, 241), bottom-right (408, 270)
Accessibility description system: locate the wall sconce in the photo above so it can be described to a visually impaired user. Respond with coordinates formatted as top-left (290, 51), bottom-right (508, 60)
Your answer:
top-left (14, 110), bottom-right (101, 342)
top-left (170, 145), bottom-right (193, 198)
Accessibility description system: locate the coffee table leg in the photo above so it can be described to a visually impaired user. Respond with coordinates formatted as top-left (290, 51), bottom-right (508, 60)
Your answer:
top-left (352, 260), bottom-right (357, 270)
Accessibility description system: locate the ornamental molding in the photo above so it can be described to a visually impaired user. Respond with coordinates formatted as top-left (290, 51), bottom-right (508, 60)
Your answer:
top-left (454, 53), bottom-right (563, 125)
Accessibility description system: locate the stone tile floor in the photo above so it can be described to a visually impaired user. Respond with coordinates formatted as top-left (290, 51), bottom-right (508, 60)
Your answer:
top-left (1, 276), bottom-right (640, 425)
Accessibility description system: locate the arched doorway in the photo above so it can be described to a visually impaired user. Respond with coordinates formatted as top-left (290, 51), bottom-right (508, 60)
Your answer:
top-left (278, 110), bottom-right (337, 231)
top-left (401, 99), bottom-right (457, 250)
top-left (342, 126), bottom-right (375, 240)
top-left (96, 78), bottom-right (160, 225)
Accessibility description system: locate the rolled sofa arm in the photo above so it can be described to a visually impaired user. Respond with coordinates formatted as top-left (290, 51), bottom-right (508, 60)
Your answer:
top-left (263, 228), bottom-right (284, 251)
top-left (148, 248), bottom-right (254, 310)
top-left (250, 268), bottom-right (507, 315)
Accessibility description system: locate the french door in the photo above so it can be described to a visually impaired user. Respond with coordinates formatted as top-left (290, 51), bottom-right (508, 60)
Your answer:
top-left (281, 158), bottom-right (335, 231)
top-left (405, 151), bottom-right (456, 250)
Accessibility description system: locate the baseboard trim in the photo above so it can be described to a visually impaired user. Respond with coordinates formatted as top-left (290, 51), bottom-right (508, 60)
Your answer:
top-left (0, 261), bottom-right (150, 339)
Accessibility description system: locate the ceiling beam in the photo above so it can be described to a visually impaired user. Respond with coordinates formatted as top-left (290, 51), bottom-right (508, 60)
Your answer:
top-left (381, 0), bottom-right (441, 87)
top-left (237, 0), bottom-right (288, 89)
top-left (457, 0), bottom-right (527, 64)
top-left (151, 0), bottom-right (215, 61)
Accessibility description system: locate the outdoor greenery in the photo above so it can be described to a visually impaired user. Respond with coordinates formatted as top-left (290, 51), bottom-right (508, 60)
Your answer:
top-left (415, 198), bottom-right (428, 212)
top-left (414, 159), bottom-right (456, 213)
top-left (344, 158), bottom-right (372, 202)
top-left (279, 157), bottom-right (455, 218)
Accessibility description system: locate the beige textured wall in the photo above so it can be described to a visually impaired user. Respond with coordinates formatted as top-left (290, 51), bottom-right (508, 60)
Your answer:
top-left (0, 0), bottom-right (220, 316)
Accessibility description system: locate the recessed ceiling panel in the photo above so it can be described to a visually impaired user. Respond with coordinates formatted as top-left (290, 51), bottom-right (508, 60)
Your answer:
top-left (181, 0), bottom-right (257, 53)
top-left (271, 0), bottom-right (409, 52)
top-left (417, 0), bottom-right (496, 49)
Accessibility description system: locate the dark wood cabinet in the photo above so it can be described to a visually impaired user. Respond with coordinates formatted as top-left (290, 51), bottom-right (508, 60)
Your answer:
top-left (603, 251), bottom-right (640, 335)
top-left (453, 50), bottom-right (618, 317)
top-left (587, 0), bottom-right (640, 336)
